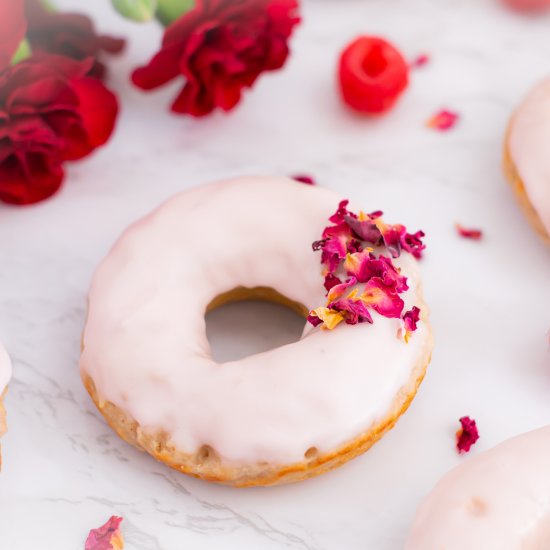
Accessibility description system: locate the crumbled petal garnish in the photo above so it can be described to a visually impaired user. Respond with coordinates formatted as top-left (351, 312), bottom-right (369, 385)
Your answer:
top-left (456, 416), bottom-right (479, 454)
top-left (306, 312), bottom-right (324, 328)
top-left (308, 307), bottom-right (346, 330)
top-left (402, 306), bottom-right (421, 342)
top-left (330, 296), bottom-right (373, 325)
top-left (360, 278), bottom-right (404, 318)
top-left (344, 252), bottom-right (408, 291)
top-left (85, 516), bottom-right (124, 550)
top-left (328, 200), bottom-right (355, 224)
top-left (323, 273), bottom-right (342, 293)
top-left (403, 307), bottom-right (420, 332)
top-left (308, 201), bottom-right (425, 329)
top-left (292, 174), bottom-right (316, 185)
top-left (411, 53), bottom-right (430, 68)
top-left (327, 277), bottom-right (358, 302)
top-left (427, 109), bottom-right (459, 131)
top-left (456, 224), bottom-right (483, 240)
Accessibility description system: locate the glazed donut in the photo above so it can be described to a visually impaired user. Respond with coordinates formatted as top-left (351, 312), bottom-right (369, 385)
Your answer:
top-left (0, 342), bottom-right (12, 466)
top-left (504, 77), bottom-right (550, 243)
top-left (80, 176), bottom-right (433, 487)
top-left (406, 426), bottom-right (550, 549)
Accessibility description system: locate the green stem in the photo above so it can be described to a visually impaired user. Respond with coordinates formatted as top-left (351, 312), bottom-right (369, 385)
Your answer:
top-left (156, 0), bottom-right (194, 26)
top-left (42, 0), bottom-right (57, 12)
top-left (11, 39), bottom-right (32, 65)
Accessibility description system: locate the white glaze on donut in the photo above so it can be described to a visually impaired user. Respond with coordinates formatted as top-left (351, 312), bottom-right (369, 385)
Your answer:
top-left (80, 176), bottom-right (430, 465)
top-left (406, 426), bottom-right (550, 550)
top-left (509, 77), bottom-right (550, 235)
top-left (0, 342), bottom-right (11, 394)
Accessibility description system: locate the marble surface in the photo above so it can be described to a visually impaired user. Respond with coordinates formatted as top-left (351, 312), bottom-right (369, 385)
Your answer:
top-left (1, 0), bottom-right (550, 548)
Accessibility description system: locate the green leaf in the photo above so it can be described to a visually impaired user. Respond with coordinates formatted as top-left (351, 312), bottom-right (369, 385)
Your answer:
top-left (112, 0), bottom-right (157, 22)
top-left (11, 39), bottom-right (31, 65)
top-left (156, 0), bottom-right (194, 26)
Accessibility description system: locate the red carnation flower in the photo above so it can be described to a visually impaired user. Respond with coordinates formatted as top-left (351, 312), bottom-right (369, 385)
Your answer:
top-left (0, 54), bottom-right (118, 205)
top-left (132, 0), bottom-right (300, 116)
top-left (0, 0), bottom-right (27, 70)
top-left (24, 0), bottom-right (125, 80)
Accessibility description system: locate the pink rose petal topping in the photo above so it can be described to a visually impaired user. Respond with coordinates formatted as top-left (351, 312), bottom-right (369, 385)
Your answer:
top-left (456, 416), bottom-right (479, 454)
top-left (411, 53), bottom-right (430, 68)
top-left (308, 201), bottom-right (425, 331)
top-left (292, 174), bottom-right (316, 185)
top-left (427, 109), bottom-right (459, 131)
top-left (85, 516), bottom-right (124, 550)
top-left (456, 223), bottom-right (483, 240)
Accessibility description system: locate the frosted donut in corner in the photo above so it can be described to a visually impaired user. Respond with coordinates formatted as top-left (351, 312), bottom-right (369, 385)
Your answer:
top-left (0, 341), bottom-right (12, 466)
top-left (406, 426), bottom-right (550, 549)
top-left (80, 176), bottom-right (433, 486)
top-left (504, 77), bottom-right (550, 243)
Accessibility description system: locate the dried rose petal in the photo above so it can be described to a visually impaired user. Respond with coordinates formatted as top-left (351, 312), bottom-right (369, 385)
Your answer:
top-left (292, 174), bottom-right (316, 185)
top-left (307, 307), bottom-right (345, 330)
top-left (85, 516), bottom-right (124, 550)
top-left (360, 278), bottom-right (404, 318)
top-left (456, 416), bottom-right (479, 454)
top-left (327, 277), bottom-right (358, 303)
top-left (323, 273), bottom-right (342, 293)
top-left (427, 109), bottom-right (459, 131)
top-left (319, 223), bottom-right (354, 272)
top-left (374, 221), bottom-right (425, 260)
top-left (330, 296), bottom-right (373, 325)
top-left (345, 214), bottom-right (383, 244)
top-left (329, 200), bottom-right (355, 224)
top-left (403, 306), bottom-right (420, 333)
top-left (309, 200), bottom-right (425, 330)
top-left (306, 312), bottom-right (324, 327)
top-left (344, 252), bottom-right (408, 291)
top-left (411, 53), bottom-right (430, 68)
top-left (456, 224), bottom-right (483, 240)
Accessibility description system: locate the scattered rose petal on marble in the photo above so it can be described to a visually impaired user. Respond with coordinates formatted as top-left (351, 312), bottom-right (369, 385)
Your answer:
top-left (456, 224), bottom-right (483, 240)
top-left (426, 109), bottom-right (459, 131)
top-left (291, 174), bottom-right (316, 185)
top-left (85, 516), bottom-right (124, 550)
top-left (456, 416), bottom-right (479, 454)
top-left (411, 53), bottom-right (430, 68)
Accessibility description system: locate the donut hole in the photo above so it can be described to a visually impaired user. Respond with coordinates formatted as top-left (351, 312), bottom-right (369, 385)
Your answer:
top-left (304, 446), bottom-right (319, 460)
top-left (205, 286), bottom-right (308, 363)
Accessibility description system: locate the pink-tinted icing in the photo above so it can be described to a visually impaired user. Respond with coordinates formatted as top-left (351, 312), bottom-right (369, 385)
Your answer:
top-left (509, 78), bottom-right (550, 235)
top-left (80, 177), bottom-right (431, 465)
top-left (406, 426), bottom-right (550, 550)
top-left (0, 342), bottom-right (11, 394)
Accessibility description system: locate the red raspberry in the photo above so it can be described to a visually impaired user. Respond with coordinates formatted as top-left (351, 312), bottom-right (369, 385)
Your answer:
top-left (338, 36), bottom-right (409, 115)
top-left (501, 0), bottom-right (550, 11)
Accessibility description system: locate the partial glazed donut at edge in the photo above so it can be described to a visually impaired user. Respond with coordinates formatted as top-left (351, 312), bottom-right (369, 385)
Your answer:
top-left (80, 176), bottom-right (433, 486)
top-left (0, 343), bottom-right (12, 467)
top-left (504, 77), bottom-right (550, 244)
top-left (406, 426), bottom-right (550, 550)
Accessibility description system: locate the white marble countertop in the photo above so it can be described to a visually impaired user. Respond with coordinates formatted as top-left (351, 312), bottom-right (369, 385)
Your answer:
top-left (1, 0), bottom-right (550, 548)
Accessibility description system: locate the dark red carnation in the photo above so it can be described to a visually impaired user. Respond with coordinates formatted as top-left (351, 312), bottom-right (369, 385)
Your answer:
top-left (132, 0), bottom-right (300, 116)
top-left (0, 54), bottom-right (118, 205)
top-left (24, 0), bottom-right (125, 79)
top-left (0, 0), bottom-right (27, 71)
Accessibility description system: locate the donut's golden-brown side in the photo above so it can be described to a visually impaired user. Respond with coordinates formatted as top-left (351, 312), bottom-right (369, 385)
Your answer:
top-left (82, 286), bottom-right (433, 487)
top-left (503, 139), bottom-right (550, 244)
top-left (0, 389), bottom-right (7, 468)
